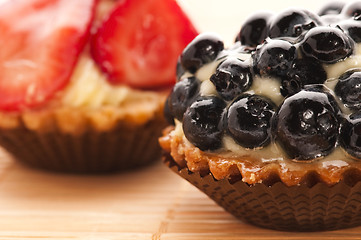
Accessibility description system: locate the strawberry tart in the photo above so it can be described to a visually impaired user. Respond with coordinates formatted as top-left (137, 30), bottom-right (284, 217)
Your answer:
top-left (0, 0), bottom-right (197, 172)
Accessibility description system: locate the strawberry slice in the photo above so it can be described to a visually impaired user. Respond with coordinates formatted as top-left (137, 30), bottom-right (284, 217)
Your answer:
top-left (0, 0), bottom-right (97, 111)
top-left (91, 0), bottom-right (198, 89)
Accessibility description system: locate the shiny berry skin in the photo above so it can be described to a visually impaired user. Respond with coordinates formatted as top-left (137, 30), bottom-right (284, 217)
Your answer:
top-left (280, 58), bottom-right (327, 96)
top-left (318, 1), bottom-right (346, 16)
top-left (227, 94), bottom-right (275, 148)
top-left (236, 11), bottom-right (273, 47)
top-left (254, 39), bottom-right (297, 78)
top-left (337, 19), bottom-right (361, 43)
top-left (168, 76), bottom-right (200, 121)
top-left (320, 14), bottom-right (344, 25)
top-left (340, 112), bottom-right (361, 158)
top-left (180, 33), bottom-right (224, 73)
top-left (342, 1), bottom-right (361, 17)
top-left (228, 41), bottom-right (254, 54)
top-left (183, 96), bottom-right (226, 151)
top-left (275, 89), bottom-right (339, 160)
top-left (335, 69), bottom-right (361, 109)
top-left (301, 26), bottom-right (354, 63)
top-left (210, 57), bottom-right (253, 101)
top-left (268, 8), bottom-right (321, 39)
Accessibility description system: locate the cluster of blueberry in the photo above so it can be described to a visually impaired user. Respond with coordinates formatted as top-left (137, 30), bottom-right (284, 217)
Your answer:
top-left (165, 1), bottom-right (361, 161)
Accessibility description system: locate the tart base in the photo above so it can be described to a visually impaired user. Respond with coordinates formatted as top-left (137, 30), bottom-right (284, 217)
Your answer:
top-left (0, 109), bottom-right (167, 173)
top-left (163, 152), bottom-right (361, 231)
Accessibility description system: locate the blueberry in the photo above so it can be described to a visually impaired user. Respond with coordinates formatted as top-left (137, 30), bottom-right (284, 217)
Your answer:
top-left (253, 39), bottom-right (297, 78)
top-left (268, 8), bottom-right (321, 39)
top-left (320, 14), bottom-right (344, 25)
top-left (301, 26), bottom-right (354, 63)
top-left (180, 33), bottom-right (224, 73)
top-left (341, 1), bottom-right (361, 17)
top-left (227, 94), bottom-right (275, 148)
top-left (335, 69), bottom-right (361, 109)
top-left (337, 19), bottom-right (361, 43)
top-left (183, 96), bottom-right (226, 151)
top-left (275, 89), bottom-right (339, 160)
top-left (210, 57), bottom-right (253, 101)
top-left (168, 76), bottom-right (200, 121)
top-left (318, 1), bottom-right (346, 16)
top-left (236, 11), bottom-right (273, 47)
top-left (280, 58), bottom-right (327, 96)
top-left (340, 112), bottom-right (361, 158)
top-left (229, 41), bottom-right (254, 53)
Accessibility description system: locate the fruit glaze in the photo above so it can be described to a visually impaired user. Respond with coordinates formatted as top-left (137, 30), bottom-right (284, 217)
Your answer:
top-left (161, 1), bottom-right (361, 186)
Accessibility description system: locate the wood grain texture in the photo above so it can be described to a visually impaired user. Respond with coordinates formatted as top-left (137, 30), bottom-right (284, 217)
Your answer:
top-left (0, 149), bottom-right (360, 239)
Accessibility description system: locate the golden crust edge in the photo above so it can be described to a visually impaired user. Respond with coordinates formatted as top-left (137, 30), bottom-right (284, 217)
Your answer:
top-left (0, 91), bottom-right (167, 135)
top-left (159, 126), bottom-right (361, 187)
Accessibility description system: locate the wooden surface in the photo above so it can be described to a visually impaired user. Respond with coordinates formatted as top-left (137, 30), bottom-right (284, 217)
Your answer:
top-left (0, 150), bottom-right (361, 239)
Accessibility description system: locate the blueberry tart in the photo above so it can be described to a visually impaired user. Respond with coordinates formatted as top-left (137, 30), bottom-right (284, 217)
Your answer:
top-left (160, 1), bottom-right (361, 231)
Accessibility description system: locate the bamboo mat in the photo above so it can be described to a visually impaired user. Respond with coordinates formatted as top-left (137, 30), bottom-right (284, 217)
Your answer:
top-left (0, 150), bottom-right (360, 239)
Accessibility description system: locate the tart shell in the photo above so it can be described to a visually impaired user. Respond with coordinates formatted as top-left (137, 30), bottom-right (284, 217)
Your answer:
top-left (0, 94), bottom-right (167, 173)
top-left (163, 152), bottom-right (361, 231)
top-left (159, 126), bottom-right (361, 187)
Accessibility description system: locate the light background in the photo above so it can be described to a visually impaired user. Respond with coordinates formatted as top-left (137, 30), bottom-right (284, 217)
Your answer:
top-left (0, 0), bottom-right (343, 45)
top-left (178, 0), bottom-right (337, 45)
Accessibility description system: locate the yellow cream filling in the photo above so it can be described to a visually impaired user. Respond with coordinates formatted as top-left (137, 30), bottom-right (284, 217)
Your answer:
top-left (61, 55), bottom-right (131, 109)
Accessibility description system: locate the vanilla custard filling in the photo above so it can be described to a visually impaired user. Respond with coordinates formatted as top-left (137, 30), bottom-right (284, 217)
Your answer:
top-left (60, 54), bottom-right (165, 110)
top-left (61, 55), bottom-right (131, 108)
top-left (174, 44), bottom-right (361, 168)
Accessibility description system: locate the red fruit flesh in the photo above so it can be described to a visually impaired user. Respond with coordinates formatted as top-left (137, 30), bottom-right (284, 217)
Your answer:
top-left (91, 0), bottom-right (198, 89)
top-left (0, 0), bottom-right (97, 111)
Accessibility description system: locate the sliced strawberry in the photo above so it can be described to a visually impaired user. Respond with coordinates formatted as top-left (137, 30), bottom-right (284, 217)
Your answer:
top-left (91, 0), bottom-right (198, 89)
top-left (0, 0), bottom-right (97, 111)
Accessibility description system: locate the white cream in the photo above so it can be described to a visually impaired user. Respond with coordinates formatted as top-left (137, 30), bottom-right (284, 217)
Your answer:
top-left (325, 45), bottom-right (361, 79)
top-left (247, 75), bottom-right (284, 105)
top-left (200, 79), bottom-right (218, 96)
top-left (61, 55), bottom-right (130, 108)
top-left (195, 60), bottom-right (221, 82)
top-left (223, 135), bottom-right (285, 162)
